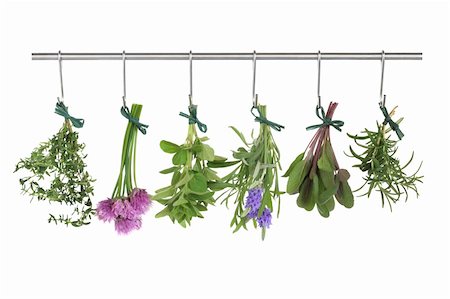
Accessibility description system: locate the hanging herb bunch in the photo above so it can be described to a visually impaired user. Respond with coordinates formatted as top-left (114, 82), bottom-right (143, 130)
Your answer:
top-left (154, 104), bottom-right (232, 227)
top-left (284, 102), bottom-right (354, 217)
top-left (211, 103), bottom-right (284, 239)
top-left (97, 104), bottom-right (152, 234)
top-left (347, 104), bottom-right (423, 209)
top-left (15, 100), bottom-right (95, 226)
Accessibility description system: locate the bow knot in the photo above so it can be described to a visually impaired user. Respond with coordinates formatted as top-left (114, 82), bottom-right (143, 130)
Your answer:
top-left (54, 100), bottom-right (85, 128)
top-left (306, 105), bottom-right (344, 132)
top-left (121, 106), bottom-right (149, 135)
top-left (179, 105), bottom-right (208, 133)
top-left (379, 105), bottom-right (404, 140)
top-left (251, 106), bottom-right (285, 132)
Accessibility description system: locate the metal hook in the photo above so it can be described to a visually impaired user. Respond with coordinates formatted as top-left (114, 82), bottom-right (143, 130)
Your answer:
top-left (58, 51), bottom-right (64, 103)
top-left (189, 51), bottom-right (193, 106)
top-left (379, 50), bottom-right (386, 107)
top-left (252, 51), bottom-right (258, 107)
top-left (317, 50), bottom-right (322, 108)
top-left (122, 50), bottom-right (127, 108)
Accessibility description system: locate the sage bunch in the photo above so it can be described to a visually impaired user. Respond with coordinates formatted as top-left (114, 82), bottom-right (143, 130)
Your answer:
top-left (15, 101), bottom-right (95, 226)
top-left (347, 106), bottom-right (423, 209)
top-left (284, 102), bottom-right (354, 217)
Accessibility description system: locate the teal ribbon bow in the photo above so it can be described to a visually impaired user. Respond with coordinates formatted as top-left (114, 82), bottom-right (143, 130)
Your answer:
top-left (251, 106), bottom-right (285, 131)
top-left (54, 100), bottom-right (85, 128)
top-left (179, 105), bottom-right (208, 133)
top-left (306, 105), bottom-right (344, 132)
top-left (121, 106), bottom-right (149, 135)
top-left (379, 105), bottom-right (404, 140)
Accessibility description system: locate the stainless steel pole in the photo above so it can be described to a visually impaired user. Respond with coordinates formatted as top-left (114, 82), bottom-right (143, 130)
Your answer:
top-left (31, 52), bottom-right (423, 61)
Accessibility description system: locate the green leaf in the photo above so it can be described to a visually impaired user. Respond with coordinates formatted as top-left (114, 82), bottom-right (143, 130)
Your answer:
top-left (160, 140), bottom-right (180, 153)
top-left (198, 144), bottom-right (215, 161)
top-left (159, 166), bottom-right (179, 174)
top-left (172, 150), bottom-right (188, 165)
top-left (155, 206), bottom-right (171, 218)
top-left (203, 168), bottom-right (221, 181)
top-left (188, 173), bottom-right (208, 193)
top-left (297, 178), bottom-right (314, 211)
top-left (317, 203), bottom-right (330, 218)
top-left (173, 197), bottom-right (189, 206)
top-left (283, 152), bottom-right (304, 177)
top-left (286, 159), bottom-right (308, 195)
top-left (207, 160), bottom-right (239, 168)
top-left (317, 182), bottom-right (339, 205)
top-left (311, 174), bottom-right (320, 205)
top-left (318, 168), bottom-right (335, 190)
top-left (174, 172), bottom-right (192, 189)
top-left (230, 126), bottom-right (250, 147)
top-left (208, 181), bottom-right (235, 191)
top-left (335, 180), bottom-right (354, 208)
top-left (337, 169), bottom-right (351, 182)
top-left (153, 186), bottom-right (176, 200)
top-left (318, 151), bottom-right (334, 172)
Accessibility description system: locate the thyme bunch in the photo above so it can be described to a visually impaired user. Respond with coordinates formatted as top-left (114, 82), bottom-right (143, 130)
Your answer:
top-left (15, 119), bottom-right (95, 226)
top-left (347, 106), bottom-right (423, 209)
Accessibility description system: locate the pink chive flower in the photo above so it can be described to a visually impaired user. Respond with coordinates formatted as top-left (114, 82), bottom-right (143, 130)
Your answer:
top-left (114, 217), bottom-right (142, 235)
top-left (97, 199), bottom-right (115, 222)
top-left (130, 188), bottom-right (151, 216)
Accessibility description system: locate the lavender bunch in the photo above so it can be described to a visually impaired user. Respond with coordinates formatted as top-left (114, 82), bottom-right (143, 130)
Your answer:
top-left (210, 104), bottom-right (283, 240)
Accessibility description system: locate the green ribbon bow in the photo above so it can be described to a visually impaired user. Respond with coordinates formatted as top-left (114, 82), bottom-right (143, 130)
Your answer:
top-left (54, 100), bottom-right (85, 128)
top-left (121, 106), bottom-right (149, 135)
top-left (306, 105), bottom-right (344, 132)
top-left (251, 106), bottom-right (285, 131)
top-left (179, 105), bottom-right (208, 133)
top-left (379, 105), bottom-right (404, 140)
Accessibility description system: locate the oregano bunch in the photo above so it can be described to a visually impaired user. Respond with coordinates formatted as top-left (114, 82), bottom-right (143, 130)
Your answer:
top-left (154, 104), bottom-right (232, 227)
top-left (211, 104), bottom-right (284, 240)
top-left (15, 101), bottom-right (95, 227)
top-left (96, 104), bottom-right (152, 234)
top-left (284, 102), bottom-right (354, 217)
top-left (347, 105), bottom-right (423, 209)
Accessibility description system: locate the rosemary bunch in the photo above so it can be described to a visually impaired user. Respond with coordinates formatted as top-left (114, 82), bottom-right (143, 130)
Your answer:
top-left (347, 106), bottom-right (423, 209)
top-left (284, 102), bottom-right (354, 217)
top-left (211, 104), bottom-right (283, 239)
top-left (15, 111), bottom-right (95, 227)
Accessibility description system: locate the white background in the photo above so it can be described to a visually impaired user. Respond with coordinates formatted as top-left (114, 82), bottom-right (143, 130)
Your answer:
top-left (1, 1), bottom-right (449, 298)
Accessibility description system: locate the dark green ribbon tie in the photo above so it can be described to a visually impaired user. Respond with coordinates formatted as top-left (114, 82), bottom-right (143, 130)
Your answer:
top-left (306, 106), bottom-right (344, 132)
top-left (251, 106), bottom-right (285, 131)
top-left (121, 106), bottom-right (149, 135)
top-left (379, 105), bottom-right (404, 140)
top-left (54, 101), bottom-right (85, 128)
top-left (179, 105), bottom-right (208, 133)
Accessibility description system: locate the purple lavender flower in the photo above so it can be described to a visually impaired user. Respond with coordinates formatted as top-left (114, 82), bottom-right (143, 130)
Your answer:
top-left (130, 188), bottom-right (151, 216)
top-left (245, 187), bottom-right (263, 219)
top-left (114, 217), bottom-right (142, 235)
top-left (257, 208), bottom-right (272, 229)
top-left (97, 199), bottom-right (115, 222)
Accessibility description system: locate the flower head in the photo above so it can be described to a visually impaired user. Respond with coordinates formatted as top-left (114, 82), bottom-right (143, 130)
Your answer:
top-left (114, 217), bottom-right (142, 235)
top-left (257, 208), bottom-right (272, 229)
top-left (130, 188), bottom-right (151, 216)
top-left (97, 199), bottom-right (115, 222)
top-left (245, 187), bottom-right (263, 219)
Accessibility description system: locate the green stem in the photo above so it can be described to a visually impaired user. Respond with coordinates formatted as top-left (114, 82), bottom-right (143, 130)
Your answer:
top-left (112, 103), bottom-right (143, 199)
